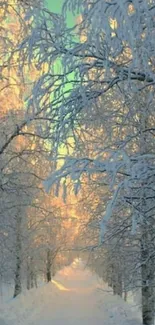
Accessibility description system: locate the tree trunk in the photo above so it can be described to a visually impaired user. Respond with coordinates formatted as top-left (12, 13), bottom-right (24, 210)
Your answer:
top-left (116, 272), bottom-right (123, 297)
top-left (14, 257), bottom-right (22, 297)
top-left (141, 229), bottom-right (154, 325)
top-left (30, 270), bottom-right (34, 288)
top-left (124, 290), bottom-right (127, 302)
top-left (27, 256), bottom-right (36, 289)
top-left (112, 265), bottom-right (117, 295)
top-left (113, 283), bottom-right (117, 295)
top-left (26, 259), bottom-right (30, 290)
top-left (30, 256), bottom-right (35, 288)
top-left (106, 263), bottom-right (113, 287)
top-left (111, 262), bottom-right (122, 297)
top-left (51, 261), bottom-right (56, 277)
top-left (46, 249), bottom-right (52, 282)
top-left (34, 273), bottom-right (37, 288)
top-left (13, 213), bottom-right (22, 298)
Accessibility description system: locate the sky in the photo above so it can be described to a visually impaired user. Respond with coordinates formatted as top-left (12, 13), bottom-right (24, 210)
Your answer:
top-left (46, 0), bottom-right (77, 156)
top-left (46, 0), bottom-right (75, 26)
top-left (46, 0), bottom-right (63, 13)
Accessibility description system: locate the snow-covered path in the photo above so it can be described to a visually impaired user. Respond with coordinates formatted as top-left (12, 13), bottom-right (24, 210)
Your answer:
top-left (0, 259), bottom-right (142, 325)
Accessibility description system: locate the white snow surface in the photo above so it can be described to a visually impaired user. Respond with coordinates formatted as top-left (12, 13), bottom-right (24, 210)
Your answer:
top-left (0, 259), bottom-right (142, 325)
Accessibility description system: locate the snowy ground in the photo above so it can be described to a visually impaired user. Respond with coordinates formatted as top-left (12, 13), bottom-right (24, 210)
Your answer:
top-left (0, 259), bottom-right (142, 325)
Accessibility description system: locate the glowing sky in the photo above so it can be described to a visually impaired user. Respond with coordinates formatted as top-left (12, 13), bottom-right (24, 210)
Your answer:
top-left (46, 0), bottom-right (77, 156)
top-left (47, 0), bottom-right (75, 26)
top-left (47, 0), bottom-right (63, 13)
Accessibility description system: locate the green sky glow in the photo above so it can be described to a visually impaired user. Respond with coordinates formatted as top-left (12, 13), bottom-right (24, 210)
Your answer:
top-left (46, 0), bottom-right (63, 13)
top-left (46, 0), bottom-right (75, 26)
top-left (45, 0), bottom-right (77, 155)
